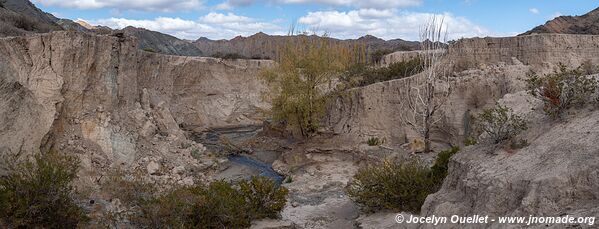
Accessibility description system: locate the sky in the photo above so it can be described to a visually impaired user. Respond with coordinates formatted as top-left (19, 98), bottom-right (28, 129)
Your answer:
top-left (32, 0), bottom-right (598, 41)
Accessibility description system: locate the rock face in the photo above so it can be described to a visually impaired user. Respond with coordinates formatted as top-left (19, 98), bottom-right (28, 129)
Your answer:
top-left (522, 7), bottom-right (599, 35)
top-left (325, 34), bottom-right (599, 149)
top-left (0, 31), bottom-right (271, 189)
top-left (420, 100), bottom-right (599, 228)
top-left (447, 34), bottom-right (599, 71)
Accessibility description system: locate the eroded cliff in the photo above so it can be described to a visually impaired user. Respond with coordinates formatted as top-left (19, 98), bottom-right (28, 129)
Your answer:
top-left (0, 31), bottom-right (272, 190)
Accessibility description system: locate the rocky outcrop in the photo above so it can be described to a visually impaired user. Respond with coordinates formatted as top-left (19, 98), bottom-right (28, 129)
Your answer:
top-left (522, 7), bottom-right (599, 35)
top-left (448, 34), bottom-right (599, 71)
top-left (420, 95), bottom-right (599, 228)
top-left (0, 31), bottom-right (272, 190)
top-left (325, 34), bottom-right (599, 149)
top-left (325, 64), bottom-right (528, 149)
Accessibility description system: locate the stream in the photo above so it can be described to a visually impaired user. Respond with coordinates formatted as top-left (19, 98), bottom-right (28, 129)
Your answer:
top-left (191, 125), bottom-right (285, 185)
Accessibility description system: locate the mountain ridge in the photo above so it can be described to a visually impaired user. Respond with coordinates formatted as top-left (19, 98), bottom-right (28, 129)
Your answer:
top-left (521, 7), bottom-right (599, 35)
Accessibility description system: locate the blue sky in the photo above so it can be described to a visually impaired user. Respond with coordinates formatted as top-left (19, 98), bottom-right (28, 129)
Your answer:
top-left (32, 0), bottom-right (597, 41)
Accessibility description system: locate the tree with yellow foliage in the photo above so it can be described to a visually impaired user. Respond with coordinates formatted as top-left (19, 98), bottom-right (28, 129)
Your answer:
top-left (261, 35), bottom-right (361, 138)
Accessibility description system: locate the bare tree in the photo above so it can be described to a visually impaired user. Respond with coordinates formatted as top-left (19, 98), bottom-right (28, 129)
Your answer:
top-left (399, 17), bottom-right (452, 153)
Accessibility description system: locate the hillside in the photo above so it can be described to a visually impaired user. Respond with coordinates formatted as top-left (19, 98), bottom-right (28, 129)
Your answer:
top-left (0, 0), bottom-right (62, 36)
top-left (522, 7), bottom-right (599, 35)
top-left (120, 26), bottom-right (204, 56)
top-left (194, 32), bottom-right (420, 59)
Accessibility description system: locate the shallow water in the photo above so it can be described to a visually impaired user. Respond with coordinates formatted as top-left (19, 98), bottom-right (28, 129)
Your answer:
top-left (192, 125), bottom-right (285, 185)
top-left (227, 154), bottom-right (284, 185)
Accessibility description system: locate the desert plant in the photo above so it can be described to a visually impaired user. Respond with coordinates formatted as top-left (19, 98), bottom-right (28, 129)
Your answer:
top-left (366, 137), bottom-right (382, 146)
top-left (239, 176), bottom-right (289, 219)
top-left (0, 151), bottom-right (88, 228)
top-left (189, 180), bottom-right (252, 228)
top-left (104, 174), bottom-right (287, 228)
top-left (475, 104), bottom-right (527, 144)
top-left (346, 158), bottom-right (437, 213)
top-left (463, 137), bottom-right (477, 146)
top-left (526, 64), bottom-right (597, 118)
top-left (430, 146), bottom-right (460, 183)
top-left (341, 57), bottom-right (424, 87)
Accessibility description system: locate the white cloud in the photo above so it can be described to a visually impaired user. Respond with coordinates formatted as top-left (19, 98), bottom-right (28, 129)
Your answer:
top-left (282, 0), bottom-right (421, 8)
top-left (298, 10), bottom-right (491, 40)
top-left (92, 13), bottom-right (282, 40)
top-left (529, 8), bottom-right (540, 14)
top-left (34, 0), bottom-right (203, 12)
top-left (216, 0), bottom-right (421, 9)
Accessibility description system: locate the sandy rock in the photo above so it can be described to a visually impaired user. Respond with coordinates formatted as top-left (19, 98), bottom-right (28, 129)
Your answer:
top-left (147, 161), bottom-right (161, 175)
top-left (420, 109), bottom-right (599, 228)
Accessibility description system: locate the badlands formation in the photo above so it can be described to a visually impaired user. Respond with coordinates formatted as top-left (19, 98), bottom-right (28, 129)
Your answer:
top-left (1, 30), bottom-right (598, 228)
top-left (0, 2), bottom-right (599, 228)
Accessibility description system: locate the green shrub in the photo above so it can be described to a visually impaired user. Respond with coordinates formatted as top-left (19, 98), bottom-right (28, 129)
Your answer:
top-left (366, 137), bottom-right (382, 146)
top-left (463, 137), bottom-right (477, 146)
top-left (142, 47), bottom-right (157, 53)
top-left (0, 151), bottom-right (88, 228)
top-left (430, 147), bottom-right (460, 183)
top-left (211, 52), bottom-right (248, 60)
top-left (190, 181), bottom-right (252, 228)
top-left (342, 57), bottom-right (424, 87)
top-left (347, 147), bottom-right (460, 214)
top-left (106, 174), bottom-right (288, 228)
top-left (526, 64), bottom-right (597, 118)
top-left (346, 158), bottom-right (437, 213)
top-left (239, 176), bottom-right (288, 220)
top-left (475, 104), bottom-right (528, 144)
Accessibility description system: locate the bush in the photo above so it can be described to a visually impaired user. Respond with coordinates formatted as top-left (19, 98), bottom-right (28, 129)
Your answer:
top-left (475, 104), bottom-right (528, 144)
top-left (343, 57), bottom-right (424, 87)
top-left (347, 158), bottom-right (437, 213)
top-left (239, 177), bottom-right (289, 219)
top-left (0, 151), bottom-right (88, 228)
top-left (190, 181), bottom-right (252, 228)
top-left (106, 174), bottom-right (288, 228)
top-left (430, 147), bottom-right (460, 183)
top-left (526, 64), bottom-right (597, 118)
top-left (366, 137), bottom-right (382, 146)
top-left (211, 52), bottom-right (248, 60)
top-left (347, 147), bottom-right (460, 214)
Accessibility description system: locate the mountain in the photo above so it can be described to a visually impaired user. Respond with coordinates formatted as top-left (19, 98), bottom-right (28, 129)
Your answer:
top-left (521, 7), bottom-right (599, 35)
top-left (193, 32), bottom-right (420, 59)
top-left (120, 26), bottom-right (203, 56)
top-left (0, 0), bottom-right (417, 58)
top-left (0, 0), bottom-right (62, 36)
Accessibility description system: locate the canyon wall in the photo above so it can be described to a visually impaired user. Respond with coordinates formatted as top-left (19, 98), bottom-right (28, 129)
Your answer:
top-left (448, 34), bottom-right (599, 71)
top-left (0, 31), bottom-right (272, 188)
top-left (326, 34), bottom-right (599, 148)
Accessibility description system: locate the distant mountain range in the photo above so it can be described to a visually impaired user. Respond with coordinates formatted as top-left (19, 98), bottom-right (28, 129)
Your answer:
top-left (0, 0), bottom-right (420, 57)
top-left (192, 32), bottom-right (420, 59)
top-left (521, 7), bottom-right (599, 35)
top-left (5, 0), bottom-right (599, 58)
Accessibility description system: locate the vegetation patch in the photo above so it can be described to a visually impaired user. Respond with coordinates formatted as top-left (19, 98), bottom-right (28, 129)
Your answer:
top-left (347, 147), bottom-right (459, 214)
top-left (0, 151), bottom-right (88, 228)
top-left (104, 174), bottom-right (288, 228)
top-left (342, 57), bottom-right (424, 87)
top-left (526, 64), bottom-right (598, 118)
top-left (474, 103), bottom-right (528, 144)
